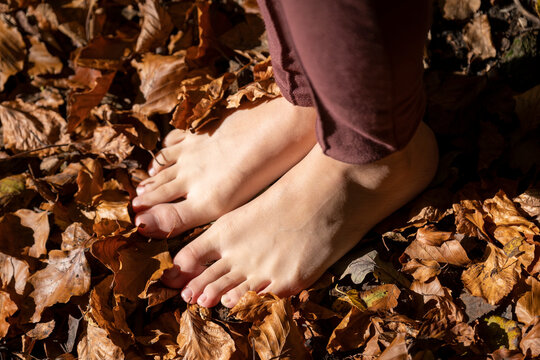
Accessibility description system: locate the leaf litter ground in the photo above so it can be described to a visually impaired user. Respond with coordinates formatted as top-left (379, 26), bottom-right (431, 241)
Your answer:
top-left (0, 0), bottom-right (539, 359)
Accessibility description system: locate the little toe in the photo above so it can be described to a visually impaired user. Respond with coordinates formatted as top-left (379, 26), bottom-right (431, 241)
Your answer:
top-left (132, 180), bottom-right (187, 211)
top-left (199, 272), bottom-right (245, 308)
top-left (183, 260), bottom-right (230, 304)
top-left (149, 145), bottom-right (182, 176)
top-left (163, 129), bottom-right (187, 147)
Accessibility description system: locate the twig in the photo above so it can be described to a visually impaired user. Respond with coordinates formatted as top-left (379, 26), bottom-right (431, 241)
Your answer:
top-left (0, 144), bottom-right (72, 160)
top-left (513, 0), bottom-right (540, 26)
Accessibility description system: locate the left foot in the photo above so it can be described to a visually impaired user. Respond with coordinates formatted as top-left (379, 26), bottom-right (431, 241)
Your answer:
top-left (161, 122), bottom-right (438, 308)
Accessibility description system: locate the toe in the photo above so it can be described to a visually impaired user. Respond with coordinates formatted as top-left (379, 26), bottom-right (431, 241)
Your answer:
top-left (221, 282), bottom-right (251, 308)
top-left (149, 145), bottom-right (182, 176)
top-left (132, 180), bottom-right (187, 210)
top-left (136, 165), bottom-right (179, 196)
top-left (161, 229), bottom-right (221, 289)
top-left (135, 199), bottom-right (199, 238)
top-left (198, 272), bottom-right (245, 307)
top-left (183, 260), bottom-right (230, 304)
top-left (163, 129), bottom-right (187, 147)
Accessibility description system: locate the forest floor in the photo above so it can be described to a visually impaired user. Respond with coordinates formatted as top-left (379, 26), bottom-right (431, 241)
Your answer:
top-left (0, 0), bottom-right (539, 359)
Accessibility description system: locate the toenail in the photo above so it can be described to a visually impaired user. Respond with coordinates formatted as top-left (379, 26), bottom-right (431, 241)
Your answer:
top-left (148, 167), bottom-right (156, 177)
top-left (222, 295), bottom-right (230, 306)
top-left (162, 265), bottom-right (181, 281)
top-left (181, 288), bottom-right (193, 303)
top-left (136, 186), bottom-right (145, 196)
top-left (132, 198), bottom-right (141, 207)
top-left (135, 213), bottom-right (156, 229)
top-left (197, 294), bottom-right (207, 306)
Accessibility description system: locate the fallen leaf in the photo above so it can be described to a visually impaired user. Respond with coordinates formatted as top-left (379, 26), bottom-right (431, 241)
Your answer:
top-left (29, 248), bottom-right (91, 322)
top-left (515, 276), bottom-right (540, 325)
top-left (229, 291), bottom-right (278, 322)
top-left (77, 318), bottom-right (125, 360)
top-left (135, 0), bottom-right (174, 53)
top-left (27, 35), bottom-right (62, 76)
top-left (463, 14), bottom-right (496, 61)
top-left (14, 209), bottom-right (49, 258)
top-left (404, 231), bottom-right (470, 266)
top-left (0, 213), bottom-right (37, 258)
top-left (0, 252), bottom-right (30, 295)
top-left (132, 53), bottom-right (188, 116)
top-left (326, 308), bottom-right (374, 353)
top-left (0, 290), bottom-right (18, 338)
top-left (0, 14), bottom-right (26, 91)
top-left (61, 222), bottom-right (92, 251)
top-left (186, 1), bottom-right (212, 60)
top-left (484, 316), bottom-right (521, 351)
top-left (520, 317), bottom-right (540, 357)
top-left (461, 243), bottom-right (519, 305)
top-left (361, 284), bottom-right (400, 312)
top-left (0, 99), bottom-right (69, 155)
top-left (74, 36), bottom-right (131, 70)
top-left (513, 188), bottom-right (540, 221)
top-left (483, 190), bottom-right (539, 246)
top-left (78, 125), bottom-right (134, 164)
top-left (401, 258), bottom-right (441, 282)
top-left (111, 111), bottom-right (159, 151)
top-left (340, 249), bottom-right (377, 284)
top-left (74, 158), bottom-right (103, 205)
top-left (67, 66), bottom-right (116, 132)
top-left (177, 305), bottom-right (235, 360)
top-left (248, 297), bottom-right (308, 360)
top-left (378, 332), bottom-right (407, 360)
top-left (440, 0), bottom-right (481, 20)
top-left (26, 319), bottom-right (55, 340)
top-left (453, 199), bottom-right (490, 241)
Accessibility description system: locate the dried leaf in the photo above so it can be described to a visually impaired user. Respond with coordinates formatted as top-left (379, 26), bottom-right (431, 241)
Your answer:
top-left (226, 59), bottom-right (280, 108)
top-left (441, 0), bottom-right (481, 20)
top-left (26, 319), bottom-right (55, 340)
top-left (77, 319), bottom-right (125, 360)
top-left (61, 222), bottom-right (92, 251)
top-left (74, 158), bottom-right (103, 205)
top-left (340, 249), bottom-right (377, 284)
top-left (249, 297), bottom-right (308, 360)
top-left (461, 243), bottom-right (519, 305)
top-left (515, 276), bottom-right (540, 325)
top-left (326, 308), bottom-right (374, 353)
top-left (514, 188), bottom-right (540, 220)
top-left (177, 305), bottom-right (235, 360)
top-left (14, 209), bottom-right (49, 258)
top-left (463, 14), bottom-right (496, 61)
top-left (361, 284), bottom-right (400, 312)
top-left (67, 66), bottom-right (116, 132)
top-left (0, 99), bottom-right (69, 155)
top-left (453, 199), bottom-right (490, 241)
top-left (78, 125), bottom-right (134, 164)
top-left (74, 36), bottom-right (131, 70)
top-left (483, 190), bottom-right (539, 246)
top-left (0, 291), bottom-right (18, 338)
top-left (520, 317), bottom-right (540, 357)
top-left (111, 112), bottom-right (159, 151)
top-left (378, 332), bottom-right (408, 360)
top-left (27, 36), bottom-right (62, 76)
top-left (401, 259), bottom-right (441, 282)
top-left (29, 248), bottom-right (91, 322)
top-left (0, 14), bottom-right (26, 91)
top-left (135, 0), bottom-right (174, 53)
top-left (0, 252), bottom-right (30, 295)
top-left (132, 53), bottom-right (188, 115)
top-left (404, 231), bottom-right (470, 267)
top-left (230, 291), bottom-right (278, 322)
top-left (485, 316), bottom-right (521, 351)
top-left (186, 1), bottom-right (212, 60)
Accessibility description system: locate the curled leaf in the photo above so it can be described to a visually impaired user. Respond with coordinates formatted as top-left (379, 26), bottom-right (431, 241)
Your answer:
top-left (0, 14), bottom-right (26, 91)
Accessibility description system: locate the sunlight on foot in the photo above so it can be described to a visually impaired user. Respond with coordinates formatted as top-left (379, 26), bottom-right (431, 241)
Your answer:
top-left (132, 97), bottom-right (317, 238)
top-left (162, 122), bottom-right (439, 308)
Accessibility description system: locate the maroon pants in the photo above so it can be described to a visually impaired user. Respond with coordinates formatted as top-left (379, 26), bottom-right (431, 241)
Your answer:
top-left (257, 0), bottom-right (431, 164)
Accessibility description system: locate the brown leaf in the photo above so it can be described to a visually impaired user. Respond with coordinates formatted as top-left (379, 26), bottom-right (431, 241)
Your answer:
top-left (229, 291), bottom-right (278, 322)
top-left (463, 14), bottom-right (496, 61)
top-left (171, 72), bottom-right (236, 131)
top-left (484, 316), bottom-right (522, 351)
top-left (88, 276), bottom-right (134, 349)
top-left (74, 158), bottom-right (103, 205)
top-left (27, 35), bottom-right (62, 76)
top-left (453, 199), bottom-right (490, 240)
top-left (461, 243), bottom-right (519, 305)
top-left (186, 1), bottom-right (212, 60)
top-left (43, 162), bottom-right (83, 191)
top-left (77, 318), bottom-right (125, 360)
top-left (339, 249), bottom-right (377, 284)
top-left (132, 53), bottom-right (188, 116)
top-left (326, 308), bottom-right (374, 353)
top-left (29, 248), bottom-right (91, 322)
top-left (483, 190), bottom-right (539, 246)
top-left (90, 235), bottom-right (129, 274)
top-left (249, 297), bottom-right (308, 360)
top-left (0, 290), bottom-right (17, 339)
top-left (0, 14), bottom-right (26, 91)
top-left (514, 188), bottom-right (540, 221)
top-left (226, 59), bottom-right (281, 108)
top-left (92, 190), bottom-right (132, 236)
top-left (361, 284), bottom-right (401, 312)
top-left (379, 332), bottom-right (408, 360)
top-left (111, 112), bottom-right (159, 151)
top-left (416, 225), bottom-right (453, 246)
top-left (404, 228), bottom-right (470, 266)
top-left (14, 209), bottom-right (49, 258)
top-left (114, 238), bottom-right (172, 301)
top-left (515, 276), bottom-right (540, 325)
top-left (135, 0), bottom-right (174, 53)
top-left (401, 258), bottom-right (441, 282)
top-left (61, 222), bottom-right (92, 251)
top-left (0, 99), bottom-right (69, 155)
top-left (74, 36), bottom-right (132, 70)
top-left (177, 305), bottom-right (235, 360)
top-left (78, 125), bottom-right (134, 164)
top-left (26, 319), bottom-right (55, 340)
top-left (0, 252), bottom-right (30, 295)
top-left (520, 317), bottom-right (540, 357)
top-left (0, 213), bottom-right (37, 258)
top-left (67, 66), bottom-right (116, 132)
top-left (440, 0), bottom-right (481, 20)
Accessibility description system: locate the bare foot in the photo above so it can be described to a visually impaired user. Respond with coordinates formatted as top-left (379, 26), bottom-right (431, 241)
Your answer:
top-left (161, 122), bottom-right (439, 308)
top-left (132, 97), bottom-right (317, 238)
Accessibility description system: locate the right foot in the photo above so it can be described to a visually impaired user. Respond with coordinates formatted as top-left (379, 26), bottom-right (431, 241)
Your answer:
top-left (132, 97), bottom-right (317, 238)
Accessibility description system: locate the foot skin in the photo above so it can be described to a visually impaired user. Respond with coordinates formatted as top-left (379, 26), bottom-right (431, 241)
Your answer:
top-left (132, 97), bottom-right (317, 238)
top-left (161, 122), bottom-right (439, 308)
